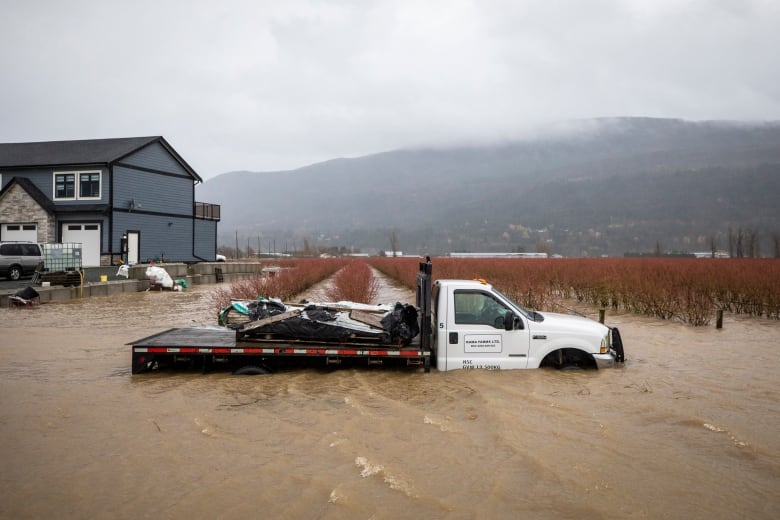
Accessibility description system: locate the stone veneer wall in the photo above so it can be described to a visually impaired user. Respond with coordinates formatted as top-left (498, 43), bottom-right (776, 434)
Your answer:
top-left (0, 184), bottom-right (55, 242)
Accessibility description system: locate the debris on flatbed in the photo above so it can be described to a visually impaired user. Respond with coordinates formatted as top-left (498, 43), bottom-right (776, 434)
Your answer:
top-left (219, 297), bottom-right (419, 347)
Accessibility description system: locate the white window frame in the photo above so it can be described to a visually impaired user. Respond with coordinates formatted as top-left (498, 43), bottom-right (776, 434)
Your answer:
top-left (53, 170), bottom-right (102, 201)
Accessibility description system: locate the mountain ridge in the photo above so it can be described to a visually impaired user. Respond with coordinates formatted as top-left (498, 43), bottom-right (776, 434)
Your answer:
top-left (197, 117), bottom-right (780, 256)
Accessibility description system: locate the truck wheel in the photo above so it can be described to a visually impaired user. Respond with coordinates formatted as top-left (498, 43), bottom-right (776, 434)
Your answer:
top-left (232, 365), bottom-right (270, 375)
top-left (8, 265), bottom-right (22, 281)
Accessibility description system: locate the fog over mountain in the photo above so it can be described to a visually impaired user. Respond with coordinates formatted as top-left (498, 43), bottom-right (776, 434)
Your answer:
top-left (197, 118), bottom-right (780, 257)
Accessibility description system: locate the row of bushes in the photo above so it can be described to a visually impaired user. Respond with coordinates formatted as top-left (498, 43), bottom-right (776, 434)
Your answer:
top-left (207, 256), bottom-right (779, 325)
top-left (325, 260), bottom-right (380, 303)
top-left (209, 258), bottom-right (384, 312)
top-left (209, 258), bottom-right (347, 311)
top-left (369, 257), bottom-right (780, 326)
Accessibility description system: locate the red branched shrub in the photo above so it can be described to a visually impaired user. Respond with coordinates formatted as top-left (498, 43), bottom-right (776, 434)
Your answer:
top-left (325, 260), bottom-right (380, 303)
top-left (209, 258), bottom-right (347, 312)
top-left (369, 256), bottom-right (780, 325)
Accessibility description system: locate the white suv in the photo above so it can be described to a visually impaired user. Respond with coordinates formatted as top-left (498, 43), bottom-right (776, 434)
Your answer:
top-left (0, 242), bottom-right (44, 280)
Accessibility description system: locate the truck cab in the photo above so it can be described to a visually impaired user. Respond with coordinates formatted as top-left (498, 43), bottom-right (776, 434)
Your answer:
top-left (432, 278), bottom-right (621, 371)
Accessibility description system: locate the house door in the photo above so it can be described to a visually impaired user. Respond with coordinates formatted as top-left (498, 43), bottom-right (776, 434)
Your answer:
top-left (62, 223), bottom-right (101, 267)
top-left (127, 231), bottom-right (140, 265)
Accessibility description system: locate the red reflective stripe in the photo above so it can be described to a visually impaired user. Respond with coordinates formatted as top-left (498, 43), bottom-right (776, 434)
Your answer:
top-left (136, 346), bottom-right (427, 357)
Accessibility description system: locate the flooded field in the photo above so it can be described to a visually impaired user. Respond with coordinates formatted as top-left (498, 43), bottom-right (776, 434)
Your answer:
top-left (1, 276), bottom-right (779, 519)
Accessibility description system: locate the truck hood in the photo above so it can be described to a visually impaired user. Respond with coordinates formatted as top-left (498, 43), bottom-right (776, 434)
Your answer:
top-left (529, 311), bottom-right (609, 337)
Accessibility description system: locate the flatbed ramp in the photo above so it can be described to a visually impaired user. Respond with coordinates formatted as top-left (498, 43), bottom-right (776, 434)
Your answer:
top-left (131, 327), bottom-right (431, 374)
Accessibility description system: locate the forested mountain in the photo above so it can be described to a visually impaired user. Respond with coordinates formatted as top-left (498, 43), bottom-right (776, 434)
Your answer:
top-left (197, 118), bottom-right (780, 257)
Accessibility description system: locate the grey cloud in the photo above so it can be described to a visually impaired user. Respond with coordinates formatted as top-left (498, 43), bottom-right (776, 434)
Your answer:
top-left (1, 0), bottom-right (778, 178)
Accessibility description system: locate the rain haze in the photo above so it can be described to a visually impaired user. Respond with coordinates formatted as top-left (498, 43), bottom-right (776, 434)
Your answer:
top-left (1, 0), bottom-right (779, 179)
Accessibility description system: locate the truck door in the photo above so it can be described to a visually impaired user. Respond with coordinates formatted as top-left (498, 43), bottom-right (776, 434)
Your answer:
top-left (441, 289), bottom-right (530, 371)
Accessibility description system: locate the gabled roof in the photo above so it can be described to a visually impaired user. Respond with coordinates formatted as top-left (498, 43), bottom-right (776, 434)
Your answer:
top-left (0, 136), bottom-right (202, 182)
top-left (0, 176), bottom-right (55, 213)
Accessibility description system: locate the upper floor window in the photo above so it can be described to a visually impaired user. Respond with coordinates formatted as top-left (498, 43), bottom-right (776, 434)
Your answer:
top-left (55, 173), bottom-right (75, 199)
top-left (53, 171), bottom-right (101, 200)
top-left (79, 172), bottom-right (100, 198)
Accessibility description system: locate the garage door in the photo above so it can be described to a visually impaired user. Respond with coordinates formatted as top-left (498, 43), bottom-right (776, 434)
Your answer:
top-left (1, 223), bottom-right (37, 242)
top-left (62, 223), bottom-right (101, 267)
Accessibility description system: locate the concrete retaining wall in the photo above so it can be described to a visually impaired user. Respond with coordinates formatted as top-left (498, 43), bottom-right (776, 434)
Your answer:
top-left (0, 262), bottom-right (265, 307)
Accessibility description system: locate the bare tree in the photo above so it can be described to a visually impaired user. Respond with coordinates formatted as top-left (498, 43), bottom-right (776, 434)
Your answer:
top-left (773, 233), bottom-right (780, 258)
top-left (735, 228), bottom-right (744, 258)
top-left (389, 231), bottom-right (399, 257)
top-left (745, 229), bottom-right (760, 258)
top-left (535, 241), bottom-right (552, 256)
top-left (728, 227), bottom-right (735, 257)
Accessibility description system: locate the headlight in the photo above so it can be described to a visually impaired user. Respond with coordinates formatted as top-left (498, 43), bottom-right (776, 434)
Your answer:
top-left (600, 334), bottom-right (609, 354)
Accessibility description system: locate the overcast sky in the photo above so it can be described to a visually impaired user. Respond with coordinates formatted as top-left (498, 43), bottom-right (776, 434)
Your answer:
top-left (1, 0), bottom-right (778, 179)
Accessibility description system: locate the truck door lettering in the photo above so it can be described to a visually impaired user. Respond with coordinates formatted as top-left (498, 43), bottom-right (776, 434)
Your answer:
top-left (464, 334), bottom-right (502, 353)
top-left (462, 359), bottom-right (500, 370)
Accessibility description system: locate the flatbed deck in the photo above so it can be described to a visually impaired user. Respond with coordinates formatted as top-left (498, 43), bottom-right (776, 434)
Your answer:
top-left (130, 327), bottom-right (432, 374)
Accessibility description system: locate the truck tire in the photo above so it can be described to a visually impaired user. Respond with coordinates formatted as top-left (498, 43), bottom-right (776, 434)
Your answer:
top-left (232, 365), bottom-right (270, 375)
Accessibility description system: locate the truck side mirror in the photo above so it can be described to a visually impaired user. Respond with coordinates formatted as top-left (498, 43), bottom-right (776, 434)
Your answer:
top-left (504, 311), bottom-right (515, 331)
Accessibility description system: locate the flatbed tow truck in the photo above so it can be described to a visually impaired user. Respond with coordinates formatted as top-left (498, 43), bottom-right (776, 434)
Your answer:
top-left (131, 327), bottom-right (431, 374)
top-left (130, 261), bottom-right (624, 374)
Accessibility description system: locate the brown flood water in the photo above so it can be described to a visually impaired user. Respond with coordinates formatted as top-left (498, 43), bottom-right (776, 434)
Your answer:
top-left (1, 274), bottom-right (779, 519)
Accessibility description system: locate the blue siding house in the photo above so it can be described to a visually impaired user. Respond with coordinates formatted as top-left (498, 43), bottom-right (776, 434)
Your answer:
top-left (0, 136), bottom-right (220, 266)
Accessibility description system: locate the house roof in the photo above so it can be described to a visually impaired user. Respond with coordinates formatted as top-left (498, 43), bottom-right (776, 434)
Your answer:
top-left (0, 176), bottom-right (56, 213)
top-left (0, 136), bottom-right (202, 182)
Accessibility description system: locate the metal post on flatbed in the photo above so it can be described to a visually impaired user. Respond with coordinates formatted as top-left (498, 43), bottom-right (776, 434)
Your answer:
top-left (417, 257), bottom-right (433, 355)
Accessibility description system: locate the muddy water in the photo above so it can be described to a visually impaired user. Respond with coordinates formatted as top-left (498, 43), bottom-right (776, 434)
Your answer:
top-left (1, 276), bottom-right (779, 519)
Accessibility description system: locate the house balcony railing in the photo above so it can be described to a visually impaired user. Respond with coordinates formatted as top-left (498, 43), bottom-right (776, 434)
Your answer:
top-left (194, 201), bottom-right (221, 221)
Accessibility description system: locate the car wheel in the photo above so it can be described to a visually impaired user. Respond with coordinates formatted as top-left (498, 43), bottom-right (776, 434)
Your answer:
top-left (8, 265), bottom-right (22, 281)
